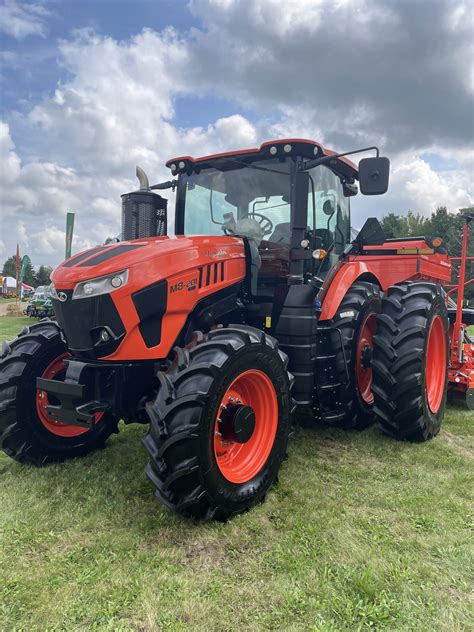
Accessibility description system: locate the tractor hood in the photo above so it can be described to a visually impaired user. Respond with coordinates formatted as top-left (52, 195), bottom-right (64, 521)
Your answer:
top-left (51, 235), bottom-right (246, 291)
top-left (50, 235), bottom-right (247, 362)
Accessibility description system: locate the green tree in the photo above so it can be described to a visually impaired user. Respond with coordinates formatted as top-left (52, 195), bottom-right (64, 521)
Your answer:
top-left (406, 211), bottom-right (428, 236)
top-left (2, 255), bottom-right (16, 278)
top-left (380, 211), bottom-right (428, 239)
top-left (34, 265), bottom-right (53, 286)
top-left (2, 255), bottom-right (35, 286)
top-left (379, 213), bottom-right (410, 238)
top-left (380, 207), bottom-right (473, 302)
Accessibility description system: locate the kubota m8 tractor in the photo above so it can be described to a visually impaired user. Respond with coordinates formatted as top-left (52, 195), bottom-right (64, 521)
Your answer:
top-left (1, 139), bottom-right (472, 521)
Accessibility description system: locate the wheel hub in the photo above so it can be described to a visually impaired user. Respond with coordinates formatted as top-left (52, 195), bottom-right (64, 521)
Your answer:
top-left (213, 369), bottom-right (279, 484)
top-left (219, 403), bottom-right (256, 444)
top-left (356, 312), bottom-right (377, 405)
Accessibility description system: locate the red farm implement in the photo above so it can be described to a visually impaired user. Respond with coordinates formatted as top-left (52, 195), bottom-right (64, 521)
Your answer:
top-left (445, 213), bottom-right (474, 409)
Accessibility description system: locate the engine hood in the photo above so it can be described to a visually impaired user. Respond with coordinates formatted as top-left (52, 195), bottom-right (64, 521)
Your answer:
top-left (51, 235), bottom-right (246, 290)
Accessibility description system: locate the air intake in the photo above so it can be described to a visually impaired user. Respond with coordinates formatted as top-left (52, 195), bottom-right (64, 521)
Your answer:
top-left (121, 166), bottom-right (168, 240)
top-left (121, 190), bottom-right (167, 241)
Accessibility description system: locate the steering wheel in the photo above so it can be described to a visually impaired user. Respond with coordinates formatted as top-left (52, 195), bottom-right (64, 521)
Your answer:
top-left (249, 212), bottom-right (274, 237)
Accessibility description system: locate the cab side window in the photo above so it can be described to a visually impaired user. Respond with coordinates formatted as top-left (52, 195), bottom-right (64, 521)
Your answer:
top-left (306, 166), bottom-right (350, 255)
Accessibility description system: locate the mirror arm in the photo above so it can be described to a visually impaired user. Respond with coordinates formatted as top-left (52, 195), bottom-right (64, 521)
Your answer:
top-left (149, 179), bottom-right (178, 191)
top-left (301, 146), bottom-right (380, 171)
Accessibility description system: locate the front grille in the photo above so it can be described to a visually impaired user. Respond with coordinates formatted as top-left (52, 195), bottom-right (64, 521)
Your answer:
top-left (52, 292), bottom-right (126, 359)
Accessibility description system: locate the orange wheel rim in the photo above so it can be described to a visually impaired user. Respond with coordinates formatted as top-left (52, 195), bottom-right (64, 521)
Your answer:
top-left (214, 369), bottom-right (278, 484)
top-left (356, 313), bottom-right (376, 405)
top-left (425, 315), bottom-right (447, 413)
top-left (36, 352), bottom-right (103, 437)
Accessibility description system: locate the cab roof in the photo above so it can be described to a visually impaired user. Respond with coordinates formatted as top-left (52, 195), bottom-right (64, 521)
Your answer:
top-left (166, 138), bottom-right (358, 181)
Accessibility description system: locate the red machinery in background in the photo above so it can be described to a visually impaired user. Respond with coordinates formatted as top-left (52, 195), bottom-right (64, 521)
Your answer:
top-left (446, 212), bottom-right (474, 409)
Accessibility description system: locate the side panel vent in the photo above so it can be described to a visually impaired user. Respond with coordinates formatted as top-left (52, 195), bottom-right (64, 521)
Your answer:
top-left (198, 262), bottom-right (225, 289)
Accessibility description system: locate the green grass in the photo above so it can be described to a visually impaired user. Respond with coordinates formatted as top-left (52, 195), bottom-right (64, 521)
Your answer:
top-left (0, 315), bottom-right (31, 339)
top-left (0, 316), bottom-right (473, 631)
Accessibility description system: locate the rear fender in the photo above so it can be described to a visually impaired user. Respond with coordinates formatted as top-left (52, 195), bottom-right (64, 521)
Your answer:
top-left (319, 262), bottom-right (381, 320)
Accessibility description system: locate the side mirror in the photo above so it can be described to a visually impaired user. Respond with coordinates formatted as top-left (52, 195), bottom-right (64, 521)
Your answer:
top-left (322, 199), bottom-right (336, 216)
top-left (359, 157), bottom-right (390, 195)
top-left (342, 181), bottom-right (358, 197)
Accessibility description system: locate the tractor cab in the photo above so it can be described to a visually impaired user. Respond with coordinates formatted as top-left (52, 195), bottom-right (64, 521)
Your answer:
top-left (169, 140), bottom-right (357, 290)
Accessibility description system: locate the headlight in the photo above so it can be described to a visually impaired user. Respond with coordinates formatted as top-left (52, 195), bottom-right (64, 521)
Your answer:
top-left (49, 283), bottom-right (59, 300)
top-left (72, 270), bottom-right (129, 300)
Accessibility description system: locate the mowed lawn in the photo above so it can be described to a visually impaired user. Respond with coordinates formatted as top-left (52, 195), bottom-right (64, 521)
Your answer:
top-left (0, 316), bottom-right (472, 631)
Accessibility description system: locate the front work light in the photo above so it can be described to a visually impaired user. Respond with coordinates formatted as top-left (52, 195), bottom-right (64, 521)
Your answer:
top-left (72, 270), bottom-right (129, 300)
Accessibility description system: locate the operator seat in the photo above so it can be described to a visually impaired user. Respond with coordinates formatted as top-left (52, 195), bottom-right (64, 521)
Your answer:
top-left (314, 228), bottom-right (333, 249)
top-left (269, 225), bottom-right (334, 250)
top-left (268, 222), bottom-right (291, 246)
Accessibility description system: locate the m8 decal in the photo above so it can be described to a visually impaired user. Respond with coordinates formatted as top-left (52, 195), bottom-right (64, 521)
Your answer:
top-left (170, 278), bottom-right (198, 294)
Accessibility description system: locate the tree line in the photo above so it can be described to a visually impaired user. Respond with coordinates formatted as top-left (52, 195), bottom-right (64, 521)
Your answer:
top-left (1, 256), bottom-right (53, 288)
top-left (379, 207), bottom-right (473, 300)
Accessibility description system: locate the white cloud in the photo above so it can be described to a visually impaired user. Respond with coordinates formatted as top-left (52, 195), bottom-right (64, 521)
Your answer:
top-left (0, 110), bottom-right (265, 265)
top-left (0, 122), bottom-right (131, 264)
top-left (26, 28), bottom-right (190, 174)
top-left (1, 2), bottom-right (473, 267)
top-left (16, 219), bottom-right (29, 250)
top-left (188, 0), bottom-right (473, 153)
top-left (400, 159), bottom-right (473, 213)
top-left (351, 153), bottom-right (473, 229)
top-left (0, 0), bottom-right (50, 40)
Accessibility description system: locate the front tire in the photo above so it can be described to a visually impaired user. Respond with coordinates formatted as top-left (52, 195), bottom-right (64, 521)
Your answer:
top-left (372, 282), bottom-right (449, 441)
top-left (0, 321), bottom-right (119, 465)
top-left (143, 325), bottom-right (293, 521)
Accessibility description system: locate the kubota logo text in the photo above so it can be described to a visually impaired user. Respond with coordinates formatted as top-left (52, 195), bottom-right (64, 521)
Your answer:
top-left (205, 249), bottom-right (228, 259)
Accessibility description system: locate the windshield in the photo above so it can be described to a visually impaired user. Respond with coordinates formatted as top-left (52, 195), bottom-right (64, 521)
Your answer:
top-left (178, 159), bottom-right (349, 251)
top-left (180, 158), bottom-right (292, 238)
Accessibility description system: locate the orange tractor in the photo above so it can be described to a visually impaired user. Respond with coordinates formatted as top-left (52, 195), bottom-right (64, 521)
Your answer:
top-left (1, 139), bottom-right (472, 520)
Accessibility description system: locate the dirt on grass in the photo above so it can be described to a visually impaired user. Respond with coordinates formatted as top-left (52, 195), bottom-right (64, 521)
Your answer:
top-left (0, 301), bottom-right (27, 316)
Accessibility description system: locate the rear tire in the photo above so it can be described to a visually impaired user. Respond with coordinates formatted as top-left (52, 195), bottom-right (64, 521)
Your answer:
top-left (372, 282), bottom-right (449, 441)
top-left (328, 282), bottom-right (381, 429)
top-left (143, 325), bottom-right (293, 521)
top-left (0, 321), bottom-right (119, 465)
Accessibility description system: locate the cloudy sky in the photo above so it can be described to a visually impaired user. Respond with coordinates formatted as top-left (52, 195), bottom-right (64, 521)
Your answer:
top-left (0, 0), bottom-right (473, 266)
